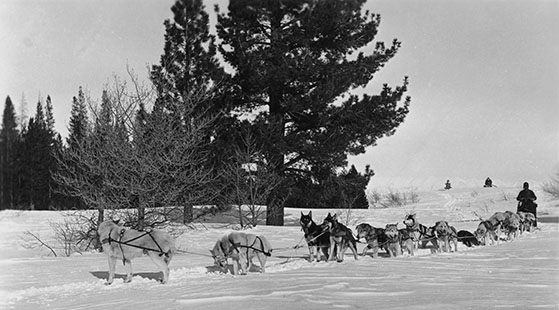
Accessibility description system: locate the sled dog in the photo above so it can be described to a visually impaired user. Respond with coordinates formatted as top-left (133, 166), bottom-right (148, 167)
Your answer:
top-left (355, 223), bottom-right (385, 258)
top-left (384, 224), bottom-right (401, 257)
top-left (434, 221), bottom-right (458, 252)
top-left (300, 211), bottom-right (331, 262)
top-left (503, 211), bottom-right (521, 240)
top-left (97, 220), bottom-right (175, 285)
top-left (321, 213), bottom-right (358, 262)
top-left (488, 211), bottom-right (508, 240)
top-left (403, 213), bottom-right (436, 250)
top-left (457, 230), bottom-right (479, 247)
top-left (399, 228), bottom-right (414, 256)
top-left (517, 211), bottom-right (536, 233)
top-left (474, 220), bottom-right (498, 246)
top-left (210, 232), bottom-right (272, 275)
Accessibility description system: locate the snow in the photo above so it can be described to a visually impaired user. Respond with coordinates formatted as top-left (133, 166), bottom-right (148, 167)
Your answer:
top-left (1, 186), bottom-right (558, 309)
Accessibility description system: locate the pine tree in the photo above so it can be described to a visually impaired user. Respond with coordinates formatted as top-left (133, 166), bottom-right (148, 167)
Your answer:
top-left (1, 96), bottom-right (20, 209)
top-left (217, 0), bottom-right (411, 225)
top-left (67, 86), bottom-right (89, 149)
top-left (19, 100), bottom-right (53, 209)
top-left (18, 93), bottom-right (28, 131)
top-left (150, 0), bottom-right (225, 116)
top-left (45, 95), bottom-right (56, 137)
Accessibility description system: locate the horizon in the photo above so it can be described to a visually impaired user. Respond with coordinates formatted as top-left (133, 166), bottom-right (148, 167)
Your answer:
top-left (1, 0), bottom-right (557, 187)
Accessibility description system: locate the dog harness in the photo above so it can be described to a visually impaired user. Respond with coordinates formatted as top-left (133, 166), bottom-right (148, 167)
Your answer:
top-left (228, 235), bottom-right (272, 257)
top-left (101, 227), bottom-right (169, 265)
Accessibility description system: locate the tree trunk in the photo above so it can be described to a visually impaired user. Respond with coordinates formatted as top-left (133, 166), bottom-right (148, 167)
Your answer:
top-left (266, 193), bottom-right (284, 226)
top-left (138, 206), bottom-right (145, 230)
top-left (265, 98), bottom-right (285, 226)
top-left (264, 17), bottom-right (285, 227)
top-left (183, 204), bottom-right (193, 224)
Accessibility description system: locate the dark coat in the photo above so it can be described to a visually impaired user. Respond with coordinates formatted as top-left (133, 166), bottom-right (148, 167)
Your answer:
top-left (517, 189), bottom-right (537, 213)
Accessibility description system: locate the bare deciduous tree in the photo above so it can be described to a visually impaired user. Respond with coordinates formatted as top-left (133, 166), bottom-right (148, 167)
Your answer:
top-left (221, 132), bottom-right (284, 228)
top-left (53, 71), bottom-right (219, 241)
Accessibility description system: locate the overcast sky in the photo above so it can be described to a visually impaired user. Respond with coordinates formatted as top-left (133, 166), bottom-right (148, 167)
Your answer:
top-left (1, 0), bottom-right (557, 187)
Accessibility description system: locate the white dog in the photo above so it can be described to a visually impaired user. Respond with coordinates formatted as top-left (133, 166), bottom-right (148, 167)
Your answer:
top-left (210, 232), bottom-right (272, 275)
top-left (97, 220), bottom-right (175, 284)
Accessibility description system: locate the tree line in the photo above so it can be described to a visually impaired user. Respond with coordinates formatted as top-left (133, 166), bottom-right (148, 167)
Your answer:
top-left (0, 0), bottom-right (410, 226)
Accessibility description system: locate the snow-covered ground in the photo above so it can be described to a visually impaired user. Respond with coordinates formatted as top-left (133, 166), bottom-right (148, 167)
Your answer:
top-left (1, 186), bottom-right (558, 309)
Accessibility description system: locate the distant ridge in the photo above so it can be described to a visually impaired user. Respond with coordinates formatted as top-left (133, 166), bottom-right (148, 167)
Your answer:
top-left (367, 176), bottom-right (541, 191)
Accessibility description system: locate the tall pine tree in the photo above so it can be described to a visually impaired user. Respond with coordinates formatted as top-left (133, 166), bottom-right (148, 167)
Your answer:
top-left (67, 86), bottom-right (89, 149)
top-left (1, 96), bottom-right (19, 209)
top-left (150, 0), bottom-right (225, 116)
top-left (217, 0), bottom-right (410, 225)
top-left (19, 99), bottom-right (55, 210)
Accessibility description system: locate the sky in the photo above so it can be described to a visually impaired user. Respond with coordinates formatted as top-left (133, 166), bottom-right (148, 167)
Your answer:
top-left (0, 0), bottom-right (557, 187)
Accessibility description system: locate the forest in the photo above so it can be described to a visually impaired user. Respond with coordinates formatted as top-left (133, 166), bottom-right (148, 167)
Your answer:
top-left (0, 0), bottom-right (410, 227)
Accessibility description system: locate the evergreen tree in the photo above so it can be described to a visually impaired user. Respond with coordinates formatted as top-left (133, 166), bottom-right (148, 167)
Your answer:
top-left (1, 96), bottom-right (19, 209)
top-left (217, 0), bottom-right (410, 225)
top-left (19, 100), bottom-right (53, 210)
top-left (67, 86), bottom-right (89, 149)
top-left (45, 95), bottom-right (56, 136)
top-left (150, 0), bottom-right (225, 116)
top-left (18, 93), bottom-right (28, 131)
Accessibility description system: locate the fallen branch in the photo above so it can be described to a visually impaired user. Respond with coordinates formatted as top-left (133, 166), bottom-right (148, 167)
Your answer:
top-left (23, 231), bottom-right (58, 257)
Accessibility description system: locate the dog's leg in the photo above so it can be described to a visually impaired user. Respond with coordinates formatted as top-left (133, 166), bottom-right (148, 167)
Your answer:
top-left (328, 238), bottom-right (336, 262)
top-left (107, 256), bottom-right (116, 285)
top-left (123, 259), bottom-right (133, 283)
top-left (247, 254), bottom-right (254, 272)
top-left (361, 244), bottom-right (369, 257)
top-left (240, 253), bottom-right (248, 275)
top-left (232, 259), bottom-right (239, 275)
top-left (311, 245), bottom-right (317, 262)
top-left (336, 241), bottom-right (344, 262)
top-left (149, 253), bottom-right (170, 284)
top-left (349, 241), bottom-right (358, 260)
top-left (257, 253), bottom-right (267, 273)
top-left (432, 239), bottom-right (440, 253)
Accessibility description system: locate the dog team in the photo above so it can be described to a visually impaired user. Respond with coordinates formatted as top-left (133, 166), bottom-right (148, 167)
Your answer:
top-left (96, 209), bottom-right (537, 284)
top-left (300, 210), bottom-right (537, 262)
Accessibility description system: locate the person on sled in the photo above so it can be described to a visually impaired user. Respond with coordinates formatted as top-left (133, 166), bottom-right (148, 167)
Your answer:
top-left (517, 182), bottom-right (538, 227)
top-left (444, 180), bottom-right (452, 190)
top-left (484, 177), bottom-right (493, 187)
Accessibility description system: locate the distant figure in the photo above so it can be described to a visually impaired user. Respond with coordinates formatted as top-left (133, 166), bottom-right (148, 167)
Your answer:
top-left (517, 182), bottom-right (537, 227)
top-left (444, 180), bottom-right (452, 190)
top-left (484, 177), bottom-right (493, 188)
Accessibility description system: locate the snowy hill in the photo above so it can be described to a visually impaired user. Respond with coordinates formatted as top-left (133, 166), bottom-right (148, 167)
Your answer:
top-left (0, 187), bottom-right (558, 309)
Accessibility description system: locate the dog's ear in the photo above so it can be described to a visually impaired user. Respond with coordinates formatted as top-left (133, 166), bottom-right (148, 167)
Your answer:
top-left (308, 210), bottom-right (312, 217)
top-left (301, 211), bottom-right (304, 217)
top-left (332, 213), bottom-right (337, 220)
